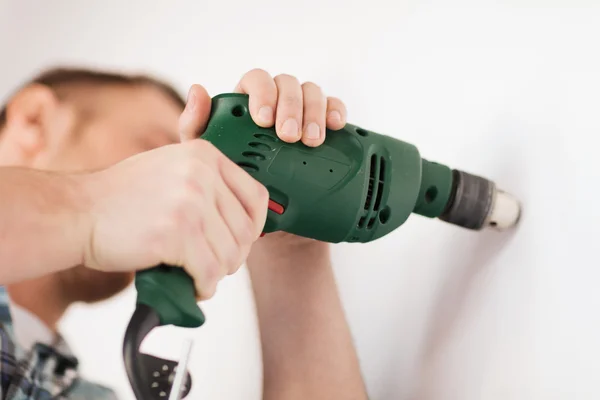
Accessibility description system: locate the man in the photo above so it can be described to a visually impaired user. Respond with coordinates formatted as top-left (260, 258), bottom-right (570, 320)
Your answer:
top-left (0, 67), bottom-right (367, 399)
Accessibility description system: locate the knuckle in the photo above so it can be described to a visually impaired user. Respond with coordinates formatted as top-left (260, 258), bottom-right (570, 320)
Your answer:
top-left (180, 159), bottom-right (200, 180)
top-left (194, 160), bottom-right (218, 188)
top-left (213, 149), bottom-right (227, 166)
top-left (255, 183), bottom-right (269, 205)
top-left (147, 228), bottom-right (172, 261)
top-left (195, 138), bottom-right (217, 154)
top-left (246, 68), bottom-right (270, 78)
top-left (169, 199), bottom-right (189, 230)
top-left (275, 73), bottom-right (300, 85)
top-left (302, 81), bottom-right (322, 93)
top-left (328, 96), bottom-right (344, 109)
top-left (176, 165), bottom-right (203, 197)
top-left (176, 148), bottom-right (202, 175)
top-left (181, 184), bottom-right (207, 217)
top-left (203, 169), bottom-right (219, 189)
top-left (185, 138), bottom-right (212, 157)
top-left (167, 187), bottom-right (193, 225)
top-left (185, 137), bottom-right (203, 151)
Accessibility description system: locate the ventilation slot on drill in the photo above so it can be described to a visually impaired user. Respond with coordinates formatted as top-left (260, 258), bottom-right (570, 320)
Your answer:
top-left (363, 155), bottom-right (377, 210)
top-left (374, 157), bottom-right (386, 211)
top-left (359, 154), bottom-right (388, 231)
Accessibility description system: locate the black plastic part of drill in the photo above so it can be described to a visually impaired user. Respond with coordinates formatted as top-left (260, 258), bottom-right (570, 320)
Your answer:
top-left (123, 304), bottom-right (193, 399)
top-left (439, 169), bottom-right (495, 230)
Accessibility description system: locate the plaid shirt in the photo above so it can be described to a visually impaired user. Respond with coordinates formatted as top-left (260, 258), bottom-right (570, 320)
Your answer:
top-left (0, 286), bottom-right (118, 399)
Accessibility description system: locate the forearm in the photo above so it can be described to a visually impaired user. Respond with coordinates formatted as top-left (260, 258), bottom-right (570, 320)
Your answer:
top-left (247, 236), bottom-right (367, 400)
top-left (0, 167), bottom-right (89, 283)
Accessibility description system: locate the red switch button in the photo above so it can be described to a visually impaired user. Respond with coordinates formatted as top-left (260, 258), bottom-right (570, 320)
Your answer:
top-left (268, 199), bottom-right (285, 215)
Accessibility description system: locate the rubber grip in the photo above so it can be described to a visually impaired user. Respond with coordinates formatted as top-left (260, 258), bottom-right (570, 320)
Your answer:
top-left (134, 265), bottom-right (206, 328)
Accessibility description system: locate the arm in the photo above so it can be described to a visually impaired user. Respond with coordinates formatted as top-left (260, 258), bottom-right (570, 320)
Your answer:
top-left (0, 138), bottom-right (269, 297)
top-left (247, 234), bottom-right (368, 400)
top-left (0, 167), bottom-right (89, 283)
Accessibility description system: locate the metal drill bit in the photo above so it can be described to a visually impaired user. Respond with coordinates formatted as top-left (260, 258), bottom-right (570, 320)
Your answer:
top-left (486, 189), bottom-right (522, 230)
top-left (168, 339), bottom-right (194, 400)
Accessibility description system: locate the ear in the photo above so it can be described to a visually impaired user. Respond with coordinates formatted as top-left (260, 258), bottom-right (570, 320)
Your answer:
top-left (0, 84), bottom-right (69, 165)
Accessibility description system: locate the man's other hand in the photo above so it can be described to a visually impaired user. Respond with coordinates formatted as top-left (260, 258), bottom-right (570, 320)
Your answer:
top-left (178, 69), bottom-right (347, 147)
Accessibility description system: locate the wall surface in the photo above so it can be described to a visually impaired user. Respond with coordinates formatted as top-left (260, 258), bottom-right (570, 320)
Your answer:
top-left (1, 1), bottom-right (599, 399)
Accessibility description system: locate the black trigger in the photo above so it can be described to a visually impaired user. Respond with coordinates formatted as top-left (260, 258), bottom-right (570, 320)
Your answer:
top-left (140, 353), bottom-right (193, 399)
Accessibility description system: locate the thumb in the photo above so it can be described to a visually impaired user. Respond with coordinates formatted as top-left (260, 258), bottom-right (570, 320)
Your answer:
top-left (179, 84), bottom-right (211, 142)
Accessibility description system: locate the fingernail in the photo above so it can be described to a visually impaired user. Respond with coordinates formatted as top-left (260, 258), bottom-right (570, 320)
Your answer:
top-left (258, 106), bottom-right (273, 124)
top-left (186, 87), bottom-right (197, 112)
top-left (328, 111), bottom-right (342, 125)
top-left (281, 119), bottom-right (299, 140)
top-left (305, 123), bottom-right (320, 140)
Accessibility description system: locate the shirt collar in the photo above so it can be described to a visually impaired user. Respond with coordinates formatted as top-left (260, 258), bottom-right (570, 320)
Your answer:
top-left (8, 300), bottom-right (55, 349)
top-left (0, 286), bottom-right (75, 357)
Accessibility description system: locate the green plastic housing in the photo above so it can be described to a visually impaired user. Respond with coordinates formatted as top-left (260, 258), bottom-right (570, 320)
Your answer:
top-left (135, 266), bottom-right (205, 327)
top-left (135, 93), bottom-right (454, 328)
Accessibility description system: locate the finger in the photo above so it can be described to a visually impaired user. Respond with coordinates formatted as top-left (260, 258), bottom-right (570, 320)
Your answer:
top-left (235, 68), bottom-right (277, 127)
top-left (202, 195), bottom-right (242, 278)
top-left (185, 230), bottom-right (221, 301)
top-left (273, 74), bottom-right (303, 143)
top-left (173, 180), bottom-right (221, 300)
top-left (215, 179), bottom-right (255, 274)
top-left (218, 155), bottom-right (269, 236)
top-left (179, 84), bottom-right (212, 142)
top-left (325, 96), bottom-right (347, 131)
top-left (300, 82), bottom-right (327, 147)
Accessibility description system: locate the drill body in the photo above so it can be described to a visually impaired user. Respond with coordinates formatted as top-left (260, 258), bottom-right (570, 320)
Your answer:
top-left (125, 93), bottom-right (520, 399)
top-left (202, 93), bottom-right (452, 243)
top-left (135, 93), bottom-right (456, 328)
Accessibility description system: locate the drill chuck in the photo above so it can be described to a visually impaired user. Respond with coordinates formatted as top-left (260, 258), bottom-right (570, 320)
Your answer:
top-left (439, 170), bottom-right (521, 231)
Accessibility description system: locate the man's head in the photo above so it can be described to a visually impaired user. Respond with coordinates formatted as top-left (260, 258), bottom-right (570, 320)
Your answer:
top-left (0, 67), bottom-right (185, 304)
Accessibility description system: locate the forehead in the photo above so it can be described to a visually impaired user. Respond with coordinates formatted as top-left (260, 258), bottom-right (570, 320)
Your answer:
top-left (88, 84), bottom-right (183, 141)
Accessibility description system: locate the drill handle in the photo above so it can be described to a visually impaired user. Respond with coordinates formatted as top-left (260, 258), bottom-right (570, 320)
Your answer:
top-left (125, 266), bottom-right (199, 399)
top-left (134, 265), bottom-right (205, 328)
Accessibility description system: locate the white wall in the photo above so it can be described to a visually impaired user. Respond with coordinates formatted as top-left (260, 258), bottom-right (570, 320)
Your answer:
top-left (1, 1), bottom-right (599, 399)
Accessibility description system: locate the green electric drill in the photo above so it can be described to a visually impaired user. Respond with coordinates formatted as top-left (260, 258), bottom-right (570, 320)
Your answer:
top-left (123, 93), bottom-right (521, 399)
